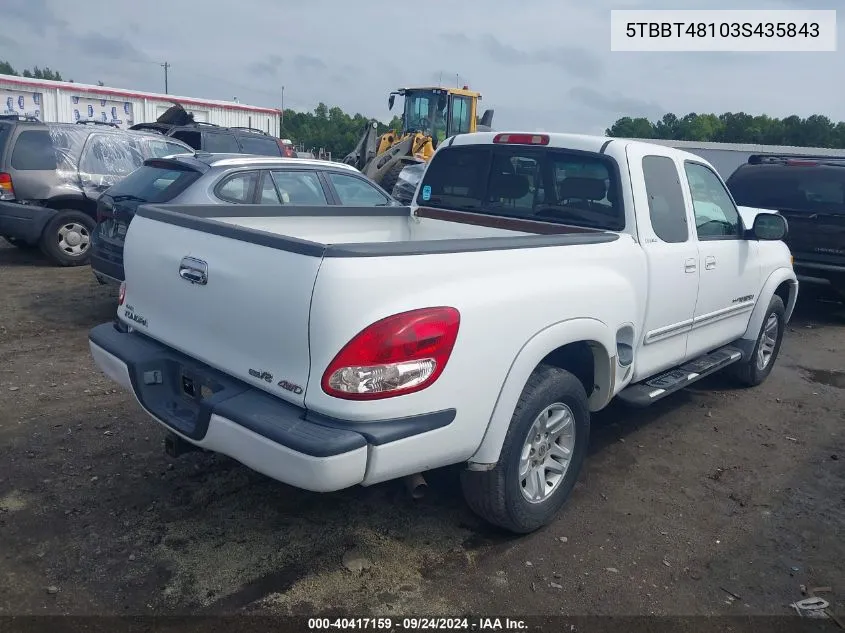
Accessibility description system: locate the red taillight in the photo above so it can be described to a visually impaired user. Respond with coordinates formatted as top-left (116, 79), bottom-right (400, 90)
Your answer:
top-left (118, 282), bottom-right (126, 306)
top-left (493, 133), bottom-right (549, 146)
top-left (0, 172), bottom-right (15, 201)
top-left (321, 307), bottom-right (460, 400)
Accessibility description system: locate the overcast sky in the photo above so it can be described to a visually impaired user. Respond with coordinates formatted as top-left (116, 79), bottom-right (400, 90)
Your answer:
top-left (1, 0), bottom-right (842, 133)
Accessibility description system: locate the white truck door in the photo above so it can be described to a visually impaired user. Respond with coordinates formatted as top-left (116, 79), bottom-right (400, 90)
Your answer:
top-left (626, 144), bottom-right (700, 381)
top-left (680, 160), bottom-right (761, 359)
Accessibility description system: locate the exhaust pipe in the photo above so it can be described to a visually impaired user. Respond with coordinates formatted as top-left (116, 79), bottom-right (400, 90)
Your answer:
top-left (404, 473), bottom-right (428, 499)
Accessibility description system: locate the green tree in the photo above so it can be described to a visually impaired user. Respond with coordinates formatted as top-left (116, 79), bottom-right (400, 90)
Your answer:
top-left (1, 60), bottom-right (64, 82)
top-left (607, 111), bottom-right (845, 148)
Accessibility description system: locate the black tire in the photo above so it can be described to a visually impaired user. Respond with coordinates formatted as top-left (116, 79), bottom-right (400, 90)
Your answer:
top-left (378, 162), bottom-right (409, 197)
top-left (729, 295), bottom-right (786, 387)
top-left (461, 364), bottom-right (590, 534)
top-left (39, 210), bottom-right (95, 267)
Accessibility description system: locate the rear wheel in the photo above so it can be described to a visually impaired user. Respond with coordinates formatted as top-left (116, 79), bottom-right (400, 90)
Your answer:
top-left (39, 210), bottom-right (95, 267)
top-left (461, 364), bottom-right (590, 533)
top-left (729, 295), bottom-right (785, 387)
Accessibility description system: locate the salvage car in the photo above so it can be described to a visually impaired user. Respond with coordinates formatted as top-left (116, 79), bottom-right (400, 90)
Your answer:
top-left (88, 132), bottom-right (797, 533)
top-left (90, 153), bottom-right (399, 285)
top-left (0, 117), bottom-right (191, 266)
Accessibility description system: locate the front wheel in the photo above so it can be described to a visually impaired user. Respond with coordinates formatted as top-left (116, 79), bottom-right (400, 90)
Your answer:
top-left (39, 210), bottom-right (95, 267)
top-left (461, 364), bottom-right (590, 533)
top-left (729, 295), bottom-right (785, 387)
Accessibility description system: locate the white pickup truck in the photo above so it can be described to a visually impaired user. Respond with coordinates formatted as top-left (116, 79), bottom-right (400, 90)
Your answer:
top-left (89, 132), bottom-right (797, 533)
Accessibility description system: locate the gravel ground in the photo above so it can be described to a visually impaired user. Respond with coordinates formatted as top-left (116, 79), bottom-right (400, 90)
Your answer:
top-left (0, 238), bottom-right (842, 618)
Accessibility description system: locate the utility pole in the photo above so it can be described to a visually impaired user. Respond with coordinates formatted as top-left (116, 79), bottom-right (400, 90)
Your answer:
top-left (161, 62), bottom-right (170, 94)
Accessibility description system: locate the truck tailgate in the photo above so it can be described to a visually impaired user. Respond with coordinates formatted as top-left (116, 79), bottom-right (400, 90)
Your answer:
top-left (119, 212), bottom-right (321, 407)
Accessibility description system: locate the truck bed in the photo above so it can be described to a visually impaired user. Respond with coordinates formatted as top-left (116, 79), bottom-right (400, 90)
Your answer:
top-left (136, 204), bottom-right (618, 257)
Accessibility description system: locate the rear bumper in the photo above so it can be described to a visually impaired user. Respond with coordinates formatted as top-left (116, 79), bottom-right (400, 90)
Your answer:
top-left (88, 322), bottom-right (455, 492)
top-left (0, 201), bottom-right (56, 244)
top-left (89, 251), bottom-right (124, 285)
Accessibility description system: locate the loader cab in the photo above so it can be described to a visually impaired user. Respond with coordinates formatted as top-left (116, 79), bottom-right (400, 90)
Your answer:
top-left (390, 87), bottom-right (480, 145)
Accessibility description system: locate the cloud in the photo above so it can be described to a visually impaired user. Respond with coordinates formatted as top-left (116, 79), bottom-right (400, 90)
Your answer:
top-left (2, 0), bottom-right (66, 34)
top-left (70, 32), bottom-right (149, 63)
top-left (444, 33), bottom-right (604, 80)
top-left (568, 86), bottom-right (663, 118)
top-left (248, 55), bottom-right (283, 77)
top-left (294, 55), bottom-right (327, 71)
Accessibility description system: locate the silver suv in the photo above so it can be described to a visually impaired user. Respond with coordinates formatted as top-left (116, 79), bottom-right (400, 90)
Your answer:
top-left (90, 152), bottom-right (399, 285)
top-left (0, 118), bottom-right (192, 265)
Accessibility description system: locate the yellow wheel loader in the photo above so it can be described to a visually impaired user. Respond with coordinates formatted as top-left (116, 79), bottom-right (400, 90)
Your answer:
top-left (343, 86), bottom-right (494, 193)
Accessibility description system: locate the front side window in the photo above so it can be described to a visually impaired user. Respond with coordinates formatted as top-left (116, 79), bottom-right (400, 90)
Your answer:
top-left (684, 161), bottom-right (741, 239)
top-left (417, 145), bottom-right (624, 231)
top-left (450, 96), bottom-right (472, 136)
top-left (327, 172), bottom-right (390, 206)
top-left (215, 170), bottom-right (259, 203)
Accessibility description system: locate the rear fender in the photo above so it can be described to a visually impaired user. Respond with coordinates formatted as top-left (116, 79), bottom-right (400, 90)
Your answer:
top-left (742, 267), bottom-right (798, 340)
top-left (468, 318), bottom-right (615, 466)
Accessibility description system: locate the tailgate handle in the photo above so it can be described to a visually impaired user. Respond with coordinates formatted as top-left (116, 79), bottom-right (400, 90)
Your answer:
top-left (179, 257), bottom-right (208, 285)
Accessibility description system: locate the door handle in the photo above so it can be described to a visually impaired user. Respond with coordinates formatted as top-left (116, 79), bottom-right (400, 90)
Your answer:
top-left (684, 258), bottom-right (697, 273)
top-left (705, 255), bottom-right (716, 270)
top-left (179, 256), bottom-right (208, 285)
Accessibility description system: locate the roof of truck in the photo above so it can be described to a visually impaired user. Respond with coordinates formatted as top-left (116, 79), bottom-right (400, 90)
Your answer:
top-left (448, 131), bottom-right (719, 165)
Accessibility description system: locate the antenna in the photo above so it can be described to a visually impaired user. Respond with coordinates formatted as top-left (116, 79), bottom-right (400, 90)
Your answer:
top-left (438, 72), bottom-right (442, 87)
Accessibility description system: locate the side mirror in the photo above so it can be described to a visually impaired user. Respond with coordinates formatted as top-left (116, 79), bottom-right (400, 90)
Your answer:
top-left (752, 212), bottom-right (788, 241)
top-left (388, 95), bottom-right (395, 110)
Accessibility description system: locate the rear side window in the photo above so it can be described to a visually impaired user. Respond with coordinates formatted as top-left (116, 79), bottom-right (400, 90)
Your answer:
top-left (215, 170), bottom-right (259, 203)
top-left (642, 155), bottom-right (688, 243)
top-left (80, 134), bottom-right (144, 177)
top-left (728, 166), bottom-right (845, 214)
top-left (237, 135), bottom-right (281, 156)
top-left (0, 123), bottom-right (11, 159)
top-left (418, 145), bottom-right (624, 230)
top-left (271, 171), bottom-right (327, 205)
top-left (327, 172), bottom-right (390, 206)
top-left (204, 132), bottom-right (240, 153)
top-left (11, 130), bottom-right (58, 170)
top-left (105, 164), bottom-right (202, 203)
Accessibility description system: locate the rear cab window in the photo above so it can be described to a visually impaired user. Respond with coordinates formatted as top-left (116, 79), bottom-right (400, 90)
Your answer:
top-left (237, 135), bottom-right (282, 156)
top-left (728, 165), bottom-right (845, 214)
top-left (417, 143), bottom-right (625, 231)
top-left (105, 162), bottom-right (202, 204)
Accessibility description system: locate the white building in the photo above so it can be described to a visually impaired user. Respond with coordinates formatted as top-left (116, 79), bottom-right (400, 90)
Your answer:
top-left (0, 74), bottom-right (282, 136)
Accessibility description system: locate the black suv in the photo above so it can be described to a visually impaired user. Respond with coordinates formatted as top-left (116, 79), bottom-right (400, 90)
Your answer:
top-left (0, 116), bottom-right (192, 266)
top-left (129, 104), bottom-right (296, 158)
top-left (727, 154), bottom-right (845, 298)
